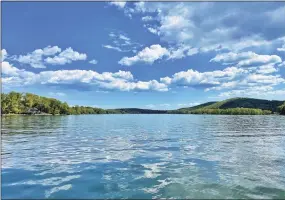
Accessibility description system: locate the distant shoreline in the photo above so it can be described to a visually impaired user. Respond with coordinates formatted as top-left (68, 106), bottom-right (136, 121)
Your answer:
top-left (2, 91), bottom-right (285, 116)
top-left (1, 113), bottom-right (283, 116)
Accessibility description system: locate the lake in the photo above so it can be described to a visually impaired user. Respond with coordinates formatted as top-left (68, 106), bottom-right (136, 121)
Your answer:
top-left (2, 115), bottom-right (285, 199)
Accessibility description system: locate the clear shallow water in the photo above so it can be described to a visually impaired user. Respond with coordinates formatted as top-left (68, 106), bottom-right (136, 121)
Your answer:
top-left (2, 115), bottom-right (285, 199)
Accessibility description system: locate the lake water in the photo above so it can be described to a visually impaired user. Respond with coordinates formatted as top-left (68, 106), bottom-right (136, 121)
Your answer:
top-left (2, 115), bottom-right (285, 199)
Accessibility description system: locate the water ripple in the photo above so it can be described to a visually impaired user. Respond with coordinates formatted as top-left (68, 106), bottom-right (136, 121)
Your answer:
top-left (2, 115), bottom-right (285, 199)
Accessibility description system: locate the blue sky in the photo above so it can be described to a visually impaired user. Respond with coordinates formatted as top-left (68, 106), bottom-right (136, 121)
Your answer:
top-left (2, 2), bottom-right (285, 109)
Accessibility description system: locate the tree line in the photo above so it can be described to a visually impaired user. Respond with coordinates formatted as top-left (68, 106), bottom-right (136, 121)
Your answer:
top-left (1, 91), bottom-right (285, 115)
top-left (278, 103), bottom-right (285, 115)
top-left (169, 108), bottom-right (272, 115)
top-left (1, 92), bottom-right (109, 115)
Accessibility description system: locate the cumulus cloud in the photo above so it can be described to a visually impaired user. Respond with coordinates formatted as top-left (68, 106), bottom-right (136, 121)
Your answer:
top-left (219, 86), bottom-right (285, 99)
top-left (147, 27), bottom-right (160, 35)
top-left (160, 67), bottom-right (246, 87)
top-left (167, 45), bottom-right (198, 60)
top-left (118, 44), bottom-right (199, 66)
top-left (15, 46), bottom-right (61, 68)
top-left (114, 2), bottom-right (285, 54)
top-left (11, 46), bottom-right (86, 68)
top-left (109, 1), bottom-right (126, 9)
top-left (278, 61), bottom-right (285, 67)
top-left (2, 61), bottom-right (37, 85)
top-left (245, 74), bottom-right (284, 85)
top-left (89, 59), bottom-right (98, 65)
top-left (237, 55), bottom-right (281, 67)
top-left (119, 44), bottom-right (169, 66)
top-left (256, 64), bottom-right (278, 74)
top-left (45, 47), bottom-right (87, 65)
top-left (277, 44), bottom-right (285, 51)
top-left (211, 51), bottom-right (282, 67)
top-left (2, 63), bottom-right (168, 92)
top-left (142, 16), bottom-right (153, 22)
top-left (1, 49), bottom-right (8, 61)
top-left (159, 64), bottom-right (284, 94)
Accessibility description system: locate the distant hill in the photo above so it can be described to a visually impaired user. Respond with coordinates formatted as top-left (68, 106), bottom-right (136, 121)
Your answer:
top-left (171, 97), bottom-right (284, 115)
top-left (175, 102), bottom-right (217, 113)
top-left (108, 98), bottom-right (285, 115)
top-left (106, 108), bottom-right (167, 114)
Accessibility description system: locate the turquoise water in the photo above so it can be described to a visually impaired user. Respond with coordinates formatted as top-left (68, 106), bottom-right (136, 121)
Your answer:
top-left (2, 115), bottom-right (285, 199)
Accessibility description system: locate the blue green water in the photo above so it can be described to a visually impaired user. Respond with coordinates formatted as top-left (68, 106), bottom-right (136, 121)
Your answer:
top-left (2, 115), bottom-right (285, 199)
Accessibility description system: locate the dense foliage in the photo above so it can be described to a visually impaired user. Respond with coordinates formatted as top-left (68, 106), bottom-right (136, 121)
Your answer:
top-left (169, 108), bottom-right (272, 115)
top-left (107, 108), bottom-right (167, 114)
top-left (1, 92), bottom-right (106, 115)
top-left (176, 97), bottom-right (284, 114)
top-left (278, 103), bottom-right (285, 115)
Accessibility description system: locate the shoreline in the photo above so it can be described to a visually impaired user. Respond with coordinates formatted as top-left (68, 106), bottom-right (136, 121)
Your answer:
top-left (2, 113), bottom-right (54, 116)
top-left (1, 113), bottom-right (282, 116)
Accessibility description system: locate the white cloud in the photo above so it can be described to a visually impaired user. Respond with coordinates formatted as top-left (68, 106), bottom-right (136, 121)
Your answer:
top-left (2, 64), bottom-right (168, 92)
top-left (116, 2), bottom-right (285, 55)
top-left (42, 46), bottom-right (62, 56)
top-left (89, 59), bottom-right (98, 65)
top-left (103, 45), bottom-right (124, 52)
top-left (109, 1), bottom-right (126, 9)
top-left (161, 67), bottom-right (246, 87)
top-left (159, 63), bottom-right (285, 94)
top-left (267, 6), bottom-right (285, 24)
top-left (16, 46), bottom-right (62, 68)
top-left (142, 16), bottom-right (153, 22)
top-left (118, 34), bottom-right (130, 41)
top-left (211, 51), bottom-right (282, 67)
top-left (256, 64), bottom-right (278, 74)
top-left (167, 45), bottom-right (198, 60)
top-left (119, 44), bottom-right (169, 66)
top-left (245, 74), bottom-right (284, 85)
top-left (147, 27), bottom-right (160, 35)
top-left (277, 44), bottom-right (285, 51)
top-left (118, 44), bottom-right (199, 66)
top-left (2, 61), bottom-right (36, 85)
top-left (104, 31), bottom-right (141, 53)
top-left (12, 46), bottom-right (86, 68)
top-left (45, 47), bottom-right (87, 65)
top-left (219, 86), bottom-right (285, 100)
top-left (2, 61), bottom-right (22, 76)
top-left (1, 49), bottom-right (7, 61)
top-left (278, 61), bottom-right (285, 67)
top-left (237, 55), bottom-right (281, 67)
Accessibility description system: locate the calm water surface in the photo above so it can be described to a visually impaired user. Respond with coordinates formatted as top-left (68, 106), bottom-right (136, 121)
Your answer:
top-left (2, 115), bottom-right (285, 199)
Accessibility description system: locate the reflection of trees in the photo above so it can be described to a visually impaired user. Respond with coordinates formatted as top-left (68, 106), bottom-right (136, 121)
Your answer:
top-left (2, 115), bottom-right (67, 135)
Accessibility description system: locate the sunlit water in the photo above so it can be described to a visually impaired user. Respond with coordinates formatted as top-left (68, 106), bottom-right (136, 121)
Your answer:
top-left (2, 115), bottom-right (285, 199)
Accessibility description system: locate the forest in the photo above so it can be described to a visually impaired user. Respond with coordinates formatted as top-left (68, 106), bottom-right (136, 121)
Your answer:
top-left (1, 91), bottom-right (285, 115)
top-left (1, 92), bottom-right (108, 115)
top-left (169, 108), bottom-right (272, 115)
